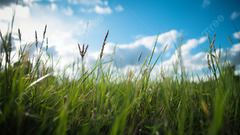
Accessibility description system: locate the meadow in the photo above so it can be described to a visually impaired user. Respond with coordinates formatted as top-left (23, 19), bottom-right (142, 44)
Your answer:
top-left (0, 16), bottom-right (240, 135)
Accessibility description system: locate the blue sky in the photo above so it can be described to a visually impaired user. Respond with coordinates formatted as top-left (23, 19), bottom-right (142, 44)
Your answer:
top-left (0, 0), bottom-right (240, 79)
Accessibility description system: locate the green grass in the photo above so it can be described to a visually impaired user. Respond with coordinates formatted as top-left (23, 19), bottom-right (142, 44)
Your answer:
top-left (0, 18), bottom-right (240, 135)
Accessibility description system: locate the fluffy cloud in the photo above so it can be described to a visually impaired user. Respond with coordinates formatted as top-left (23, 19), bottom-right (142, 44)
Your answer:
top-left (202, 0), bottom-right (211, 8)
top-left (74, 1), bottom-right (123, 15)
top-left (0, 3), bottom-right (91, 73)
top-left (63, 6), bottom-right (73, 16)
top-left (115, 5), bottom-right (123, 12)
top-left (50, 3), bottom-right (57, 11)
top-left (0, 5), bottom-right (30, 22)
top-left (233, 31), bottom-right (240, 39)
top-left (94, 5), bottom-right (112, 14)
top-left (1, 1), bottom-right (239, 79)
top-left (160, 35), bottom-right (240, 77)
top-left (48, 0), bottom-right (59, 2)
top-left (0, 0), bottom-right (17, 7)
top-left (68, 0), bottom-right (103, 5)
top-left (225, 43), bottom-right (240, 65)
top-left (0, 0), bottom-right (40, 7)
top-left (113, 30), bottom-right (180, 52)
top-left (87, 30), bottom-right (181, 68)
top-left (161, 37), bottom-right (208, 72)
top-left (231, 11), bottom-right (240, 20)
top-left (181, 37), bottom-right (207, 56)
top-left (80, 5), bottom-right (112, 15)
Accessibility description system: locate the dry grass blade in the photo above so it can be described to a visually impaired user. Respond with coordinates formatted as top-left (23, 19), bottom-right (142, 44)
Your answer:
top-left (161, 72), bottom-right (166, 81)
top-left (227, 35), bottom-right (234, 45)
top-left (137, 50), bottom-right (143, 62)
top-left (163, 44), bottom-right (168, 51)
top-left (27, 73), bottom-right (52, 89)
top-left (100, 30), bottom-right (109, 59)
top-left (196, 74), bottom-right (201, 83)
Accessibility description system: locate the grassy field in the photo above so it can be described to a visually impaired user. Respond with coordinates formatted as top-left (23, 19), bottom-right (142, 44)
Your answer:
top-left (0, 19), bottom-right (240, 135)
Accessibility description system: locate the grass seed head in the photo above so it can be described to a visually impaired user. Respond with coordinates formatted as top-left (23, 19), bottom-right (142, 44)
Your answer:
top-left (207, 54), bottom-right (211, 70)
top-left (206, 33), bottom-right (211, 45)
top-left (85, 44), bottom-right (89, 53)
top-left (179, 36), bottom-right (183, 46)
top-left (18, 28), bottom-right (21, 41)
top-left (35, 31), bottom-right (38, 47)
top-left (211, 33), bottom-right (216, 53)
top-left (206, 33), bottom-right (212, 53)
top-left (137, 50), bottom-right (143, 62)
top-left (43, 25), bottom-right (47, 40)
top-left (209, 43), bottom-right (212, 54)
top-left (100, 30), bottom-right (109, 59)
top-left (78, 43), bottom-right (88, 60)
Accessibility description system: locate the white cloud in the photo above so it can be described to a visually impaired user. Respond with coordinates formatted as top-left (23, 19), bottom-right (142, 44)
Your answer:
top-left (94, 5), bottom-right (112, 14)
top-left (202, 0), bottom-right (211, 8)
top-left (0, 3), bottom-right (91, 74)
top-left (48, 0), bottom-right (59, 2)
top-left (63, 6), bottom-right (73, 16)
top-left (80, 8), bottom-right (93, 13)
top-left (134, 35), bottom-right (144, 39)
top-left (0, 5), bottom-right (14, 21)
top-left (157, 30), bottom-right (181, 50)
top-left (233, 31), bottom-right (240, 39)
top-left (88, 30), bottom-right (181, 67)
top-left (23, 0), bottom-right (41, 6)
top-left (231, 11), bottom-right (240, 20)
top-left (235, 69), bottom-right (240, 76)
top-left (0, 5), bottom-right (30, 22)
top-left (68, 0), bottom-right (103, 5)
top-left (50, 3), bottom-right (57, 11)
top-left (160, 34), bottom-right (240, 77)
top-left (0, 0), bottom-right (39, 7)
top-left (23, 0), bottom-right (40, 3)
top-left (80, 5), bottom-right (113, 15)
top-left (181, 37), bottom-right (207, 56)
top-left (103, 1), bottom-right (108, 6)
top-left (1, 1), bottom-right (239, 80)
top-left (161, 37), bottom-right (208, 72)
top-left (226, 43), bottom-right (240, 65)
top-left (115, 5), bottom-right (123, 12)
top-left (113, 30), bottom-right (180, 52)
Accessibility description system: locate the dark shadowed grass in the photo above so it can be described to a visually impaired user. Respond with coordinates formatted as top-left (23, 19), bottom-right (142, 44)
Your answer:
top-left (0, 15), bottom-right (240, 135)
